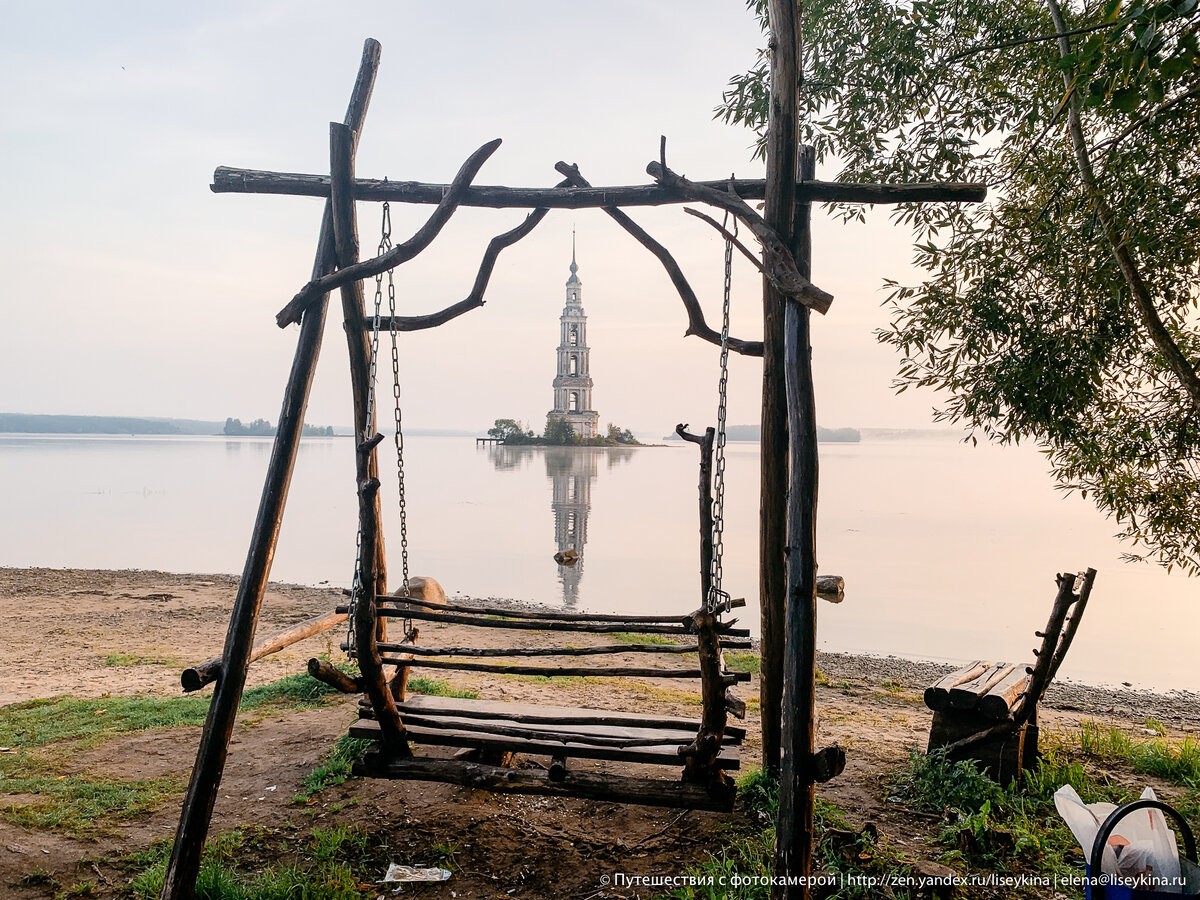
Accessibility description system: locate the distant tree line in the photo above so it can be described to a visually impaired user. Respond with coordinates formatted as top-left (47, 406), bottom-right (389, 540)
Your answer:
top-left (487, 417), bottom-right (641, 447)
top-left (224, 417), bottom-right (334, 437)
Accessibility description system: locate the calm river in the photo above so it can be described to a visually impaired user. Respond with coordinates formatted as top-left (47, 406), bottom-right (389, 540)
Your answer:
top-left (0, 433), bottom-right (1194, 691)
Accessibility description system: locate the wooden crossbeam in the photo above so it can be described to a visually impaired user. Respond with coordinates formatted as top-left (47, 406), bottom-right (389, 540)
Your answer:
top-left (213, 166), bottom-right (986, 207)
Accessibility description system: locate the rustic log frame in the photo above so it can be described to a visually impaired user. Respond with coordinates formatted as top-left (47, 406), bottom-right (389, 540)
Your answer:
top-left (212, 166), bottom-right (986, 207)
top-left (165, 30), bottom-right (992, 900)
top-left (646, 160), bottom-right (832, 315)
top-left (159, 39), bottom-right (383, 900)
top-left (278, 138), bottom-right (503, 326)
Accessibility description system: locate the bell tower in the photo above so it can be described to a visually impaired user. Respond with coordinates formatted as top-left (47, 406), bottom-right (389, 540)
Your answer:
top-left (548, 234), bottom-right (599, 439)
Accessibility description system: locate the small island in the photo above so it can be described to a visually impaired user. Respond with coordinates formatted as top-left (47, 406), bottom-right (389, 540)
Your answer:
top-left (485, 416), bottom-right (642, 447)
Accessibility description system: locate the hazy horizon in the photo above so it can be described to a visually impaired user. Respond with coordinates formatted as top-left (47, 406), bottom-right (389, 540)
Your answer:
top-left (3, 3), bottom-right (965, 438)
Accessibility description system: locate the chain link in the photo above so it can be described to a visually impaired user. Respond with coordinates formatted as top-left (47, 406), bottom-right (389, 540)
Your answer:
top-left (708, 205), bottom-right (736, 616)
top-left (388, 221), bottom-right (412, 609)
top-left (346, 203), bottom-right (392, 657)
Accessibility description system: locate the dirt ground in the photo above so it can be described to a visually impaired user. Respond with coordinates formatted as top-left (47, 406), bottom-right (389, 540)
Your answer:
top-left (1, 567), bottom-right (1197, 899)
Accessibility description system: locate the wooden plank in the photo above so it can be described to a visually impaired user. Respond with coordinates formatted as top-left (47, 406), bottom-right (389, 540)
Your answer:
top-left (355, 753), bottom-right (737, 812)
top-left (159, 39), bottom-right (383, 900)
top-left (372, 593), bottom-right (702, 624)
top-left (391, 694), bottom-right (747, 739)
top-left (368, 640), bottom-right (752, 657)
top-left (368, 606), bottom-right (751, 636)
top-left (212, 166), bottom-right (987, 208)
top-left (395, 714), bottom-right (737, 748)
top-left (349, 718), bottom-right (740, 769)
top-left (922, 660), bottom-right (990, 711)
top-left (978, 664), bottom-right (1033, 721)
top-left (948, 663), bottom-right (1013, 710)
top-left (378, 655), bottom-right (752, 681)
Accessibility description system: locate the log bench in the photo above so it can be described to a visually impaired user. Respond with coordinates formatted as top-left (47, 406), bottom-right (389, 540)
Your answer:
top-left (924, 660), bottom-right (1036, 782)
top-left (920, 569), bottom-right (1097, 783)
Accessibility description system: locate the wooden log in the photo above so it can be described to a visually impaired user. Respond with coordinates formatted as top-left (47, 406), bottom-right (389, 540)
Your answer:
top-left (1045, 567), bottom-right (1096, 683)
top-left (360, 181), bottom-right (568, 333)
top-left (383, 694), bottom-right (746, 739)
top-left (554, 163), bottom-right (762, 357)
top-left (160, 39), bottom-right (382, 900)
top-left (350, 718), bottom-right (741, 769)
top-left (393, 714), bottom-right (732, 748)
top-left (775, 123), bottom-right (820, 900)
top-left (367, 641), bottom-right (752, 657)
top-left (549, 755), bottom-right (568, 782)
top-left (181, 609), bottom-right (347, 692)
top-left (331, 121), bottom-right (405, 756)
top-left (948, 663), bottom-right (1015, 710)
top-left (368, 606), bottom-right (751, 636)
top-left (922, 660), bottom-right (989, 711)
top-left (306, 658), bottom-right (361, 694)
top-left (376, 655), bottom-right (752, 681)
top-left (212, 166), bottom-right (986, 208)
top-left (978, 664), bottom-right (1033, 721)
top-left (278, 138), bottom-right (503, 326)
top-left (372, 592), bottom-right (713, 624)
top-left (355, 752), bottom-right (737, 812)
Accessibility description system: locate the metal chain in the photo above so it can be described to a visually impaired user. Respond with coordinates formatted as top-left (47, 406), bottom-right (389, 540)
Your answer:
top-left (387, 222), bottom-right (412, 612)
top-left (708, 205), bottom-right (736, 616)
top-left (345, 203), bottom-right (391, 657)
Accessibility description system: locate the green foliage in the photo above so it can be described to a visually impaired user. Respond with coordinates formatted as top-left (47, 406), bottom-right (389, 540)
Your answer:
top-left (295, 736), bottom-right (374, 804)
top-left (1077, 719), bottom-right (1200, 786)
top-left (128, 828), bottom-right (373, 900)
top-left (406, 676), bottom-right (478, 699)
top-left (102, 652), bottom-right (181, 667)
top-left (724, 652), bottom-right (762, 674)
top-left (543, 415), bottom-right (580, 445)
top-left (488, 417), bottom-right (536, 444)
top-left (719, 0), bottom-right (1200, 573)
top-left (605, 422), bottom-right (640, 444)
top-left (611, 631), bottom-right (684, 646)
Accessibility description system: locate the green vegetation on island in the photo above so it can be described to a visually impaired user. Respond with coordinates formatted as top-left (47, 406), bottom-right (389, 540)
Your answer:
top-left (223, 417), bottom-right (335, 437)
top-left (487, 417), bottom-right (642, 447)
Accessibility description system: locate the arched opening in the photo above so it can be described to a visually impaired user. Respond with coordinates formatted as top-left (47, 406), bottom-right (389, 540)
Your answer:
top-left (568, 326), bottom-right (578, 346)
top-left (568, 355), bottom-right (578, 375)
top-left (569, 391), bottom-right (579, 412)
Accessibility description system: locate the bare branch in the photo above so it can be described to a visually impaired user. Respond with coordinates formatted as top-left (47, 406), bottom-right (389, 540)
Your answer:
top-left (276, 138), bottom-right (503, 328)
top-left (646, 161), bottom-right (834, 314)
top-left (554, 161), bottom-right (763, 358)
top-left (366, 180), bottom-right (568, 332)
top-left (682, 207), bottom-right (767, 276)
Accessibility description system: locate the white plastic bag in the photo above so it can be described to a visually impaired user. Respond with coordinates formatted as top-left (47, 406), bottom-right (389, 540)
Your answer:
top-left (1054, 785), bottom-right (1182, 893)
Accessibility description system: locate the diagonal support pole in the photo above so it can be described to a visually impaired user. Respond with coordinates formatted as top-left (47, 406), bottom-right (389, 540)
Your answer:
top-left (158, 39), bottom-right (382, 900)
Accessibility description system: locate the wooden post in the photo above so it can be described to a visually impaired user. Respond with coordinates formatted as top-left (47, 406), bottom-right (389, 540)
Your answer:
top-left (773, 142), bottom-right (818, 898)
top-left (330, 122), bottom-right (407, 754)
top-left (759, 0), bottom-right (803, 776)
top-left (159, 39), bottom-right (381, 900)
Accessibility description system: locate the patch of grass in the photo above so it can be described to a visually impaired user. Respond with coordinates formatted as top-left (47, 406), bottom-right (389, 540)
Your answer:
top-left (17, 868), bottom-right (59, 889)
top-left (0, 749), bottom-right (179, 837)
top-left (724, 652), bottom-right (761, 675)
top-left (502, 673), bottom-right (589, 685)
top-left (1077, 719), bottom-right (1200, 787)
top-left (406, 677), bottom-right (478, 699)
top-left (611, 632), bottom-right (683, 646)
top-left (56, 882), bottom-right (97, 899)
top-left (880, 678), bottom-right (905, 695)
top-left (102, 652), bottom-right (181, 667)
top-left (294, 736), bottom-right (373, 804)
top-left (128, 828), bottom-right (374, 900)
top-left (0, 672), bottom-right (343, 752)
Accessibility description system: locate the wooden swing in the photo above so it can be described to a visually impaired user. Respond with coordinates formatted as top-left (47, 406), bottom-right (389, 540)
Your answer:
top-left (311, 187), bottom-right (753, 810)
top-left (162, 34), bottom-right (987, 900)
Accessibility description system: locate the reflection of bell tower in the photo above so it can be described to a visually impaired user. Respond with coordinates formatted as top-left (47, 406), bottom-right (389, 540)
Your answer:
top-left (549, 234), bottom-right (600, 439)
top-left (546, 448), bottom-right (597, 608)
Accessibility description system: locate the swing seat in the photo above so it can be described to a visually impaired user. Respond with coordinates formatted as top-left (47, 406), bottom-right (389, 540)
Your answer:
top-left (349, 695), bottom-right (744, 811)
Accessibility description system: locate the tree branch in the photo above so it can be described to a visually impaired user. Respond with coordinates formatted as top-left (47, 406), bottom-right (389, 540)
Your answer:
top-left (365, 180), bottom-right (567, 332)
top-left (276, 138), bottom-right (503, 328)
top-left (1045, 0), bottom-right (1200, 415)
top-left (554, 161), bottom-right (764, 357)
top-left (682, 207), bottom-right (767, 276)
top-left (646, 161), bottom-right (834, 314)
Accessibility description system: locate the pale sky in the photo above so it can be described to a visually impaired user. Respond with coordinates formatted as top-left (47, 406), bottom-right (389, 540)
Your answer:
top-left (2, 1), bottom-right (948, 435)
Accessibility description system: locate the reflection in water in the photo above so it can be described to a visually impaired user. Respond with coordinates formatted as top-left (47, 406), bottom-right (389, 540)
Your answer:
top-left (486, 445), bottom-right (633, 607)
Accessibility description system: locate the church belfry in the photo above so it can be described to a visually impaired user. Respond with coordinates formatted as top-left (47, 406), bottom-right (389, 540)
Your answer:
top-left (549, 236), bottom-right (599, 438)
